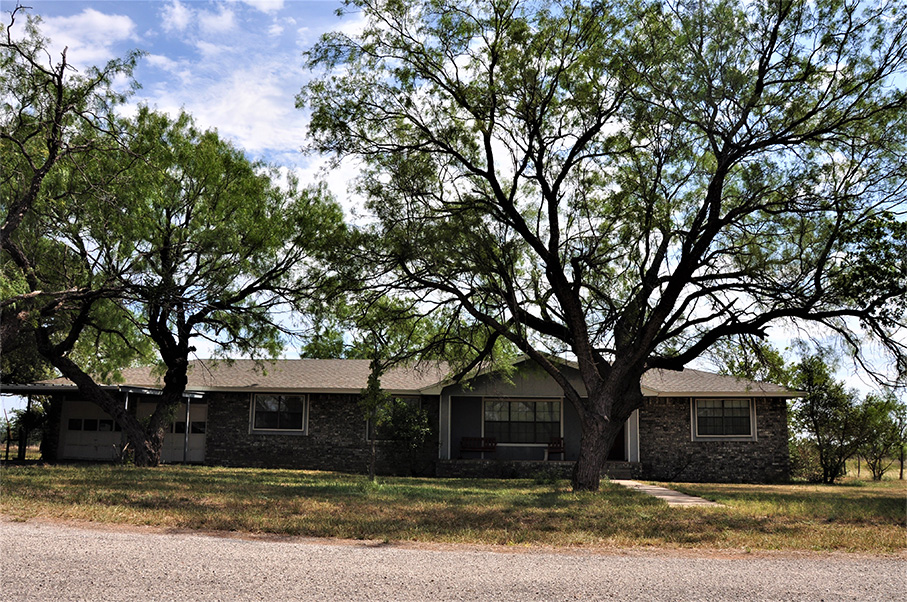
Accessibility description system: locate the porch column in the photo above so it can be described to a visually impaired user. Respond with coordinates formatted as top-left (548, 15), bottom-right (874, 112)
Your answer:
top-left (627, 410), bottom-right (640, 462)
top-left (439, 394), bottom-right (451, 460)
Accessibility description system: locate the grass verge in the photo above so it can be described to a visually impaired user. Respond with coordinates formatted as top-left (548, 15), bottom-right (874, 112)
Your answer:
top-left (1, 464), bottom-right (904, 553)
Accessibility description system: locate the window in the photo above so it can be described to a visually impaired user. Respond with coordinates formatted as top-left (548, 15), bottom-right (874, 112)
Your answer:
top-left (252, 394), bottom-right (307, 432)
top-left (484, 399), bottom-right (560, 444)
top-left (694, 399), bottom-right (753, 438)
top-left (171, 421), bottom-right (205, 434)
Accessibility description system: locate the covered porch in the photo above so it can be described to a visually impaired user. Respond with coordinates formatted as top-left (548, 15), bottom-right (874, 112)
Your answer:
top-left (437, 364), bottom-right (641, 468)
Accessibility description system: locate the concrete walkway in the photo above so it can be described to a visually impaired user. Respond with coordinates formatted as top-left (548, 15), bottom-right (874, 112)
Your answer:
top-left (611, 480), bottom-right (722, 507)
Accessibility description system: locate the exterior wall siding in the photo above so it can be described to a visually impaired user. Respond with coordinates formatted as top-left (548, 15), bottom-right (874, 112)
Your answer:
top-left (204, 391), bottom-right (439, 476)
top-left (638, 396), bottom-right (790, 483)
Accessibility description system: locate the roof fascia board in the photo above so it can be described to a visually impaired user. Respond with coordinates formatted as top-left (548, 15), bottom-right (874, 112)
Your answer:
top-left (645, 390), bottom-right (802, 398)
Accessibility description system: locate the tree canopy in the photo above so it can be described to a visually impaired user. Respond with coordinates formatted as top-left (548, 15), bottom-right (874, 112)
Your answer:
top-left (302, 0), bottom-right (907, 489)
top-left (791, 351), bottom-right (896, 483)
top-left (1, 6), bottom-right (139, 362)
top-left (2, 9), bottom-right (346, 465)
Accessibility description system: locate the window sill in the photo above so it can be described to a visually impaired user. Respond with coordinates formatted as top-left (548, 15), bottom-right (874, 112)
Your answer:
top-left (250, 429), bottom-right (308, 436)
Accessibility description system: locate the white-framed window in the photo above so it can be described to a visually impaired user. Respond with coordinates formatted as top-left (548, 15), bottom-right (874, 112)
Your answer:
top-left (483, 398), bottom-right (561, 444)
top-left (251, 394), bottom-right (307, 433)
top-left (692, 398), bottom-right (755, 439)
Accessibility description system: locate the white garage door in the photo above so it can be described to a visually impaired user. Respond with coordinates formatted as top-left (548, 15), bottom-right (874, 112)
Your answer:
top-left (61, 400), bottom-right (207, 463)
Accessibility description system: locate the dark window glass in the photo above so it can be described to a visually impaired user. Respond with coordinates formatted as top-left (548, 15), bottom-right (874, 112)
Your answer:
top-left (68, 419), bottom-right (82, 431)
top-left (697, 399), bottom-right (751, 436)
top-left (484, 399), bottom-right (561, 443)
top-left (98, 419), bottom-right (113, 432)
top-left (254, 395), bottom-right (305, 430)
top-left (190, 421), bottom-right (206, 434)
top-left (83, 419), bottom-right (98, 432)
top-left (173, 422), bottom-right (187, 434)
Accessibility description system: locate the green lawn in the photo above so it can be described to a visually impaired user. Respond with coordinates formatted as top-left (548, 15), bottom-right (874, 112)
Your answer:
top-left (1, 464), bottom-right (904, 553)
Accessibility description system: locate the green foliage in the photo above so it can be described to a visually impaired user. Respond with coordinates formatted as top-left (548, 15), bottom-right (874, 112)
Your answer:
top-left (788, 438), bottom-right (824, 483)
top-left (2, 9), bottom-right (347, 465)
top-left (360, 358), bottom-right (392, 423)
top-left (303, 0), bottom-right (907, 490)
top-left (1, 333), bottom-right (53, 384)
top-left (710, 336), bottom-right (794, 387)
top-left (790, 351), bottom-right (889, 484)
top-left (0, 399), bottom-right (46, 449)
top-left (377, 396), bottom-right (433, 452)
top-left (113, 107), bottom-right (345, 359)
top-left (1, 6), bottom-right (145, 372)
top-left (859, 393), bottom-right (905, 481)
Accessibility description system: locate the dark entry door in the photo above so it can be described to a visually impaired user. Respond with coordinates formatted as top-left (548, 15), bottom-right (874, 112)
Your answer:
top-left (606, 422), bottom-right (626, 461)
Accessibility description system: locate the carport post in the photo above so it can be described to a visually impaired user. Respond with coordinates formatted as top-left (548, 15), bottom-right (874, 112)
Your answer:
top-left (17, 394), bottom-right (31, 461)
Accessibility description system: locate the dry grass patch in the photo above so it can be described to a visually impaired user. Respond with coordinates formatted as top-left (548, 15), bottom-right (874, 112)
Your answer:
top-left (1, 465), bottom-right (903, 553)
top-left (663, 479), bottom-right (906, 551)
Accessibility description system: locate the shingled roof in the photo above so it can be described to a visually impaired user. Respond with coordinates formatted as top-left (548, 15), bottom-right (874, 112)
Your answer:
top-left (42, 359), bottom-right (450, 394)
top-left (33, 359), bottom-right (793, 397)
top-left (641, 367), bottom-right (793, 397)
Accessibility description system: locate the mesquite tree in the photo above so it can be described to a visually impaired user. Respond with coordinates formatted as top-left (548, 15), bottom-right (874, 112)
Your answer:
top-left (2, 8), bottom-right (346, 464)
top-left (21, 108), bottom-right (344, 466)
top-left (301, 0), bottom-right (907, 491)
top-left (1, 6), bottom-right (139, 356)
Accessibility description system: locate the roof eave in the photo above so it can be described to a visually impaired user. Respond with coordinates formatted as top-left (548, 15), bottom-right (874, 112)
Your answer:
top-left (644, 389), bottom-right (802, 398)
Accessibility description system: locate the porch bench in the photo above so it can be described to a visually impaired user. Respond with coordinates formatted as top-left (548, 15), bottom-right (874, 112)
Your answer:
top-left (460, 436), bottom-right (496, 458)
top-left (544, 436), bottom-right (565, 461)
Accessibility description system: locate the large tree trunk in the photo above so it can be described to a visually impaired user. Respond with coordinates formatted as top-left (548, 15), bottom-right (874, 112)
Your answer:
top-left (35, 331), bottom-right (161, 465)
top-left (572, 414), bottom-right (624, 491)
top-left (568, 361), bottom-right (645, 491)
top-left (142, 350), bottom-right (192, 466)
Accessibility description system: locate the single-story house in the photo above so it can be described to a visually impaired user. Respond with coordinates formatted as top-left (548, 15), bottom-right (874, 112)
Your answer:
top-left (4, 358), bottom-right (795, 482)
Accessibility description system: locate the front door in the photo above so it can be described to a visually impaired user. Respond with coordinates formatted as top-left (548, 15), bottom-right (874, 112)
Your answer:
top-left (607, 422), bottom-right (627, 461)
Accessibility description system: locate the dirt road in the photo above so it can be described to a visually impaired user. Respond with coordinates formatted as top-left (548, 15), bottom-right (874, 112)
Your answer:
top-left (1, 519), bottom-right (903, 601)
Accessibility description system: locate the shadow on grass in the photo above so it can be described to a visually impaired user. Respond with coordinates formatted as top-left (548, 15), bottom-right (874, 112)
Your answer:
top-left (3, 465), bottom-right (904, 551)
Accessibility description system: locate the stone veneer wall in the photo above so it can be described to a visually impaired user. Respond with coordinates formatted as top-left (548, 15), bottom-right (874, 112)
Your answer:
top-left (205, 392), bottom-right (439, 476)
top-left (637, 396), bottom-right (790, 483)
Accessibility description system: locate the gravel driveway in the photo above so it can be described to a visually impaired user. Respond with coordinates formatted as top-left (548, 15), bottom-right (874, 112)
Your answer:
top-left (1, 519), bottom-right (903, 601)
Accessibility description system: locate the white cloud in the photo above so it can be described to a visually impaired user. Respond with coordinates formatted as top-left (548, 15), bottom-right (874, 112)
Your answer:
top-left (290, 157), bottom-right (365, 221)
top-left (41, 9), bottom-right (137, 68)
top-left (161, 0), bottom-right (192, 34)
top-left (133, 57), bottom-right (306, 157)
top-left (194, 68), bottom-right (304, 153)
top-left (241, 0), bottom-right (286, 14)
top-left (145, 54), bottom-right (179, 71)
top-left (336, 10), bottom-right (368, 37)
top-left (195, 40), bottom-right (230, 60)
top-left (268, 22), bottom-right (285, 37)
top-left (199, 7), bottom-right (237, 36)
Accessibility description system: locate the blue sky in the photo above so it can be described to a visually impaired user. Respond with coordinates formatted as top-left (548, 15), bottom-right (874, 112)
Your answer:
top-left (7, 0), bottom-right (359, 195)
